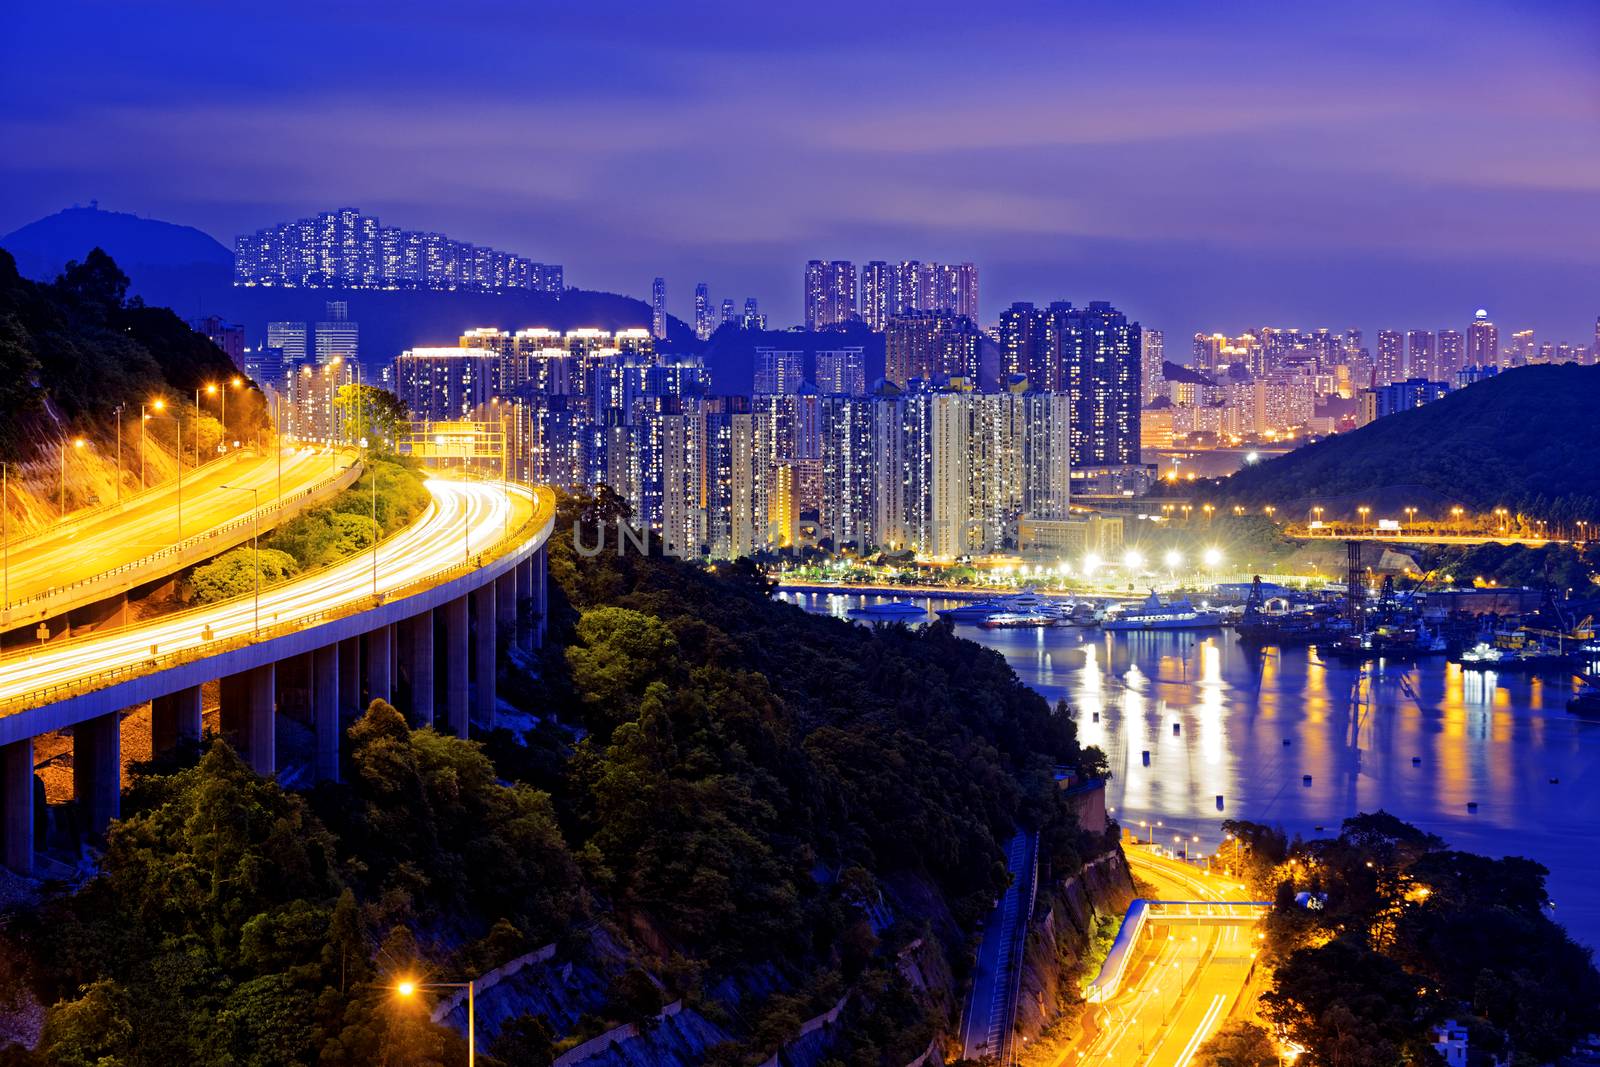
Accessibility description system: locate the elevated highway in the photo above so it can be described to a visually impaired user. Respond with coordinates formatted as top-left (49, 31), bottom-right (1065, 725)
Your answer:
top-left (2, 446), bottom-right (361, 637)
top-left (0, 475), bottom-right (556, 874)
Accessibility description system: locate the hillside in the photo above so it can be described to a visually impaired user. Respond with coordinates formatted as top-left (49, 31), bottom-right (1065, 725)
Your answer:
top-left (1, 205), bottom-right (697, 360)
top-left (1, 204), bottom-right (231, 282)
top-left (1216, 364), bottom-right (1600, 519)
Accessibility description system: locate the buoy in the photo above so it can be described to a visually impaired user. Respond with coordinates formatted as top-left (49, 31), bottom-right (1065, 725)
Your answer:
top-left (1467, 801), bottom-right (1478, 813)
top-left (1282, 738), bottom-right (1292, 747)
top-left (1411, 756), bottom-right (1421, 766)
top-left (1549, 777), bottom-right (1560, 784)
top-left (1141, 750), bottom-right (1151, 766)
top-left (1302, 774), bottom-right (1313, 786)
top-left (1172, 722), bottom-right (1181, 736)
top-left (1215, 795), bottom-right (1225, 811)
top-left (1092, 711), bottom-right (1099, 722)
top-left (1314, 825), bottom-right (1324, 832)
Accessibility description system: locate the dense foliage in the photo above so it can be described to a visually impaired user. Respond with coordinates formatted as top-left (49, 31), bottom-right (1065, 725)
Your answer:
top-left (0, 247), bottom-right (260, 456)
top-left (1216, 365), bottom-right (1600, 517)
top-left (0, 492), bottom-right (1110, 1066)
top-left (1218, 812), bottom-right (1600, 1067)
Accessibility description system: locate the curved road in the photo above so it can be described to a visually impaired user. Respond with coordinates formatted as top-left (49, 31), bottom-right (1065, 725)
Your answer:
top-left (1063, 845), bottom-right (1261, 1067)
top-left (2, 446), bottom-right (351, 607)
top-left (0, 477), bottom-right (535, 713)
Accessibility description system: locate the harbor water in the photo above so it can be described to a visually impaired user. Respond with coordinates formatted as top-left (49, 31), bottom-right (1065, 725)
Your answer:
top-left (782, 590), bottom-right (1600, 949)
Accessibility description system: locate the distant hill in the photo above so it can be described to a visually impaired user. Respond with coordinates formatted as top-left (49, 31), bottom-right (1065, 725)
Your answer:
top-left (0, 205), bottom-right (696, 361)
top-left (2, 204), bottom-right (232, 282)
top-left (693, 322), bottom-right (886, 395)
top-left (1216, 364), bottom-right (1600, 519)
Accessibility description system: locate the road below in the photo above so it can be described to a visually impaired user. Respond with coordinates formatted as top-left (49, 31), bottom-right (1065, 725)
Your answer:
top-left (961, 829), bottom-right (1035, 1062)
top-left (1057, 844), bottom-right (1261, 1067)
top-left (0, 477), bottom-right (537, 712)
top-left (2, 446), bottom-right (351, 609)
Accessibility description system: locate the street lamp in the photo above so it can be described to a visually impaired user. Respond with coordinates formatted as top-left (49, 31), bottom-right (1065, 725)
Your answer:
top-left (140, 398), bottom-right (167, 490)
top-left (1404, 506), bottom-right (1417, 531)
top-left (1357, 505), bottom-right (1371, 533)
top-left (395, 979), bottom-right (477, 1066)
top-left (1203, 547), bottom-right (1223, 570)
top-left (59, 437), bottom-right (87, 517)
top-left (220, 484), bottom-right (261, 635)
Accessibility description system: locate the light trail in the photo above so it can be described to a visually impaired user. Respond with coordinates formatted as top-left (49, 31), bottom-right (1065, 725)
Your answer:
top-left (0, 478), bottom-right (533, 710)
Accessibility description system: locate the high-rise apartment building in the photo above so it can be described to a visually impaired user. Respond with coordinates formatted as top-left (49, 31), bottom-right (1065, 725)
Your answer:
top-left (803, 260), bottom-right (858, 330)
top-left (847, 260), bottom-right (978, 330)
top-left (393, 347), bottom-right (497, 421)
top-left (267, 321), bottom-right (308, 364)
top-left (1406, 330), bottom-right (1435, 381)
top-left (1375, 330), bottom-right (1405, 384)
top-left (753, 349), bottom-right (806, 395)
top-left (694, 283), bottom-right (714, 340)
top-left (999, 303), bottom-right (1046, 384)
top-left (1509, 329), bottom-right (1536, 367)
top-left (234, 207), bottom-right (561, 292)
top-left (189, 315), bottom-right (245, 364)
top-left (860, 261), bottom-right (891, 331)
top-left (314, 301), bottom-right (359, 366)
top-left (651, 277), bottom-right (667, 340)
top-left (885, 311), bottom-right (982, 386)
top-left (720, 299), bottom-right (737, 327)
top-left (1467, 309), bottom-right (1498, 367)
top-left (1437, 329), bottom-right (1464, 378)
top-left (815, 348), bottom-right (867, 396)
top-left (1141, 328), bottom-right (1165, 406)
top-left (742, 298), bottom-right (766, 331)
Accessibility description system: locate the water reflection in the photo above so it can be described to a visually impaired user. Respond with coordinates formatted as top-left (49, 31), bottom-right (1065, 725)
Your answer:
top-left (782, 590), bottom-right (1600, 947)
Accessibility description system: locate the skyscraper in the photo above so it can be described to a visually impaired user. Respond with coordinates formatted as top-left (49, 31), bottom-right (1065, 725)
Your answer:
top-left (267, 321), bottom-right (308, 363)
top-left (860, 261), bottom-right (891, 331)
top-left (720, 299), bottom-right (736, 327)
top-left (1437, 329), bottom-right (1464, 378)
top-left (1375, 330), bottom-right (1404, 384)
top-left (742, 298), bottom-right (766, 330)
top-left (1047, 301), bottom-right (1141, 469)
top-left (392, 347), bottom-right (496, 420)
top-left (1467, 309), bottom-right (1498, 367)
top-left (314, 301), bottom-right (359, 366)
top-left (1141, 328), bottom-right (1165, 406)
top-left (694, 283), bottom-right (714, 341)
top-left (885, 311), bottom-right (982, 386)
top-left (999, 303), bottom-right (1046, 385)
top-left (815, 348), bottom-right (867, 396)
top-left (651, 277), bottom-right (667, 340)
top-left (803, 260), bottom-right (857, 330)
top-left (1406, 330), bottom-right (1435, 381)
top-left (753, 349), bottom-right (806, 395)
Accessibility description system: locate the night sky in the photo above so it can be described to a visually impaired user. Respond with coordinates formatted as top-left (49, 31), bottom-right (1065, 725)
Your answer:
top-left (3, 0), bottom-right (1599, 340)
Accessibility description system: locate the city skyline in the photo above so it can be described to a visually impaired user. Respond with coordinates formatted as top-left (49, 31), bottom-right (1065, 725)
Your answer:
top-left (4, 1), bottom-right (1599, 338)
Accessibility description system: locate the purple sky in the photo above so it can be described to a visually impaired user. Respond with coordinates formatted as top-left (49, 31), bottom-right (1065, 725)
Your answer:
top-left (3, 0), bottom-right (1599, 341)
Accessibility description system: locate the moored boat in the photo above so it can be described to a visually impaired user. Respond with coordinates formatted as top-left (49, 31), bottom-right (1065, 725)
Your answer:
top-left (1101, 591), bottom-right (1222, 631)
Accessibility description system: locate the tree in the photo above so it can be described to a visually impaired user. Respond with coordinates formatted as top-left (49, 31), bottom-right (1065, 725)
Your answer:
top-left (335, 384), bottom-right (407, 452)
top-left (1195, 1021), bottom-right (1277, 1067)
top-left (489, 1014), bottom-right (555, 1067)
top-left (37, 980), bottom-right (132, 1067)
top-left (189, 547), bottom-right (299, 602)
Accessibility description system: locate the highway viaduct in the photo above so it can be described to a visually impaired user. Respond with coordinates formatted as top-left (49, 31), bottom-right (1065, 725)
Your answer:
top-left (0, 479), bottom-right (555, 876)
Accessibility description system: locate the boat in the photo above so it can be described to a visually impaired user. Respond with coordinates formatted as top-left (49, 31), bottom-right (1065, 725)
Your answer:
top-left (1101, 591), bottom-right (1223, 631)
top-left (1568, 686), bottom-right (1600, 716)
top-left (847, 600), bottom-right (927, 620)
top-left (1233, 576), bottom-right (1352, 647)
top-left (937, 601), bottom-right (1007, 622)
top-left (1456, 639), bottom-right (1569, 672)
top-left (937, 587), bottom-right (1074, 624)
top-left (1328, 625), bottom-right (1448, 662)
top-left (979, 612), bottom-right (1056, 629)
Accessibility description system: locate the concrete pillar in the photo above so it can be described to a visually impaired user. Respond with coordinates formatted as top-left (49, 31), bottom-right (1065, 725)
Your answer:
top-left (151, 686), bottom-right (202, 755)
top-left (220, 671), bottom-right (249, 749)
top-left (515, 556), bottom-right (532, 651)
top-left (73, 712), bottom-right (121, 836)
top-left (443, 595), bottom-right (469, 737)
top-left (1, 739), bottom-right (32, 875)
top-left (245, 664), bottom-right (276, 777)
top-left (472, 583), bottom-right (496, 730)
top-left (313, 644), bottom-right (340, 783)
top-left (496, 570), bottom-right (517, 649)
top-left (364, 625), bottom-right (393, 708)
top-left (532, 544), bottom-right (548, 646)
top-left (338, 638), bottom-right (360, 719)
top-left (408, 609), bottom-right (435, 728)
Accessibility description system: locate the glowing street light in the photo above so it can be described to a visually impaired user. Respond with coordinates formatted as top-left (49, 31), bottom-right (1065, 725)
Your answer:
top-left (1357, 505), bottom-right (1371, 533)
top-left (1123, 549), bottom-right (1144, 572)
top-left (1203, 547), bottom-right (1223, 569)
top-left (395, 979), bottom-right (477, 1066)
top-left (59, 437), bottom-right (87, 517)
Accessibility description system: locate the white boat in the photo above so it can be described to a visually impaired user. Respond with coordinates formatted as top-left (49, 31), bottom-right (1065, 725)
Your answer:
top-left (979, 611), bottom-right (1056, 629)
top-left (1101, 591), bottom-right (1223, 631)
top-left (937, 586), bottom-right (1072, 623)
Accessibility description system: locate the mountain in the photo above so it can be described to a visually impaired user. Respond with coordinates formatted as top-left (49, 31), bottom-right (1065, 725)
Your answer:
top-left (693, 321), bottom-right (886, 395)
top-left (1, 203), bottom-right (232, 282)
top-left (1215, 364), bottom-right (1600, 518)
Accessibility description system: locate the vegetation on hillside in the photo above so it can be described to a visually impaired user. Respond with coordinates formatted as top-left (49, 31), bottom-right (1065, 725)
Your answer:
top-left (187, 457), bottom-right (430, 603)
top-left (0, 247), bottom-right (263, 457)
top-left (1214, 365), bottom-right (1600, 517)
top-left (0, 491), bottom-right (1112, 1066)
top-left (1217, 813), bottom-right (1600, 1066)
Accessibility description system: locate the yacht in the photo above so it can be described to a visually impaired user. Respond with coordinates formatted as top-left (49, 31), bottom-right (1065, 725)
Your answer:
top-left (1101, 591), bottom-right (1223, 631)
top-left (937, 587), bottom-right (1071, 623)
top-left (847, 599), bottom-right (928, 620)
top-left (978, 612), bottom-right (1056, 630)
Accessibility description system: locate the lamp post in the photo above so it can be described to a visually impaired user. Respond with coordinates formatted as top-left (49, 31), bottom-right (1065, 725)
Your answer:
top-left (1357, 505), bottom-right (1371, 534)
top-left (220, 484), bottom-right (261, 635)
top-left (395, 980), bottom-right (476, 1066)
top-left (2, 462), bottom-right (9, 608)
top-left (140, 398), bottom-right (168, 490)
top-left (59, 437), bottom-right (86, 517)
top-left (146, 413), bottom-right (183, 538)
top-left (113, 404), bottom-right (124, 503)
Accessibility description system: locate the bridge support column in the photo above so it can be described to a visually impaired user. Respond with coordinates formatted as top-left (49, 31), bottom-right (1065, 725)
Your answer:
top-left (313, 644), bottom-right (340, 784)
top-left (151, 686), bottom-right (202, 755)
top-left (443, 595), bottom-right (469, 737)
top-left (496, 570), bottom-right (517, 645)
top-left (515, 556), bottom-right (532, 651)
top-left (531, 545), bottom-right (548, 647)
top-left (364, 625), bottom-right (393, 708)
top-left (1, 739), bottom-right (32, 875)
top-left (338, 638), bottom-right (360, 718)
top-left (73, 712), bottom-right (121, 836)
top-left (472, 583), bottom-right (496, 730)
top-left (245, 664), bottom-right (276, 777)
top-left (407, 609), bottom-right (435, 728)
